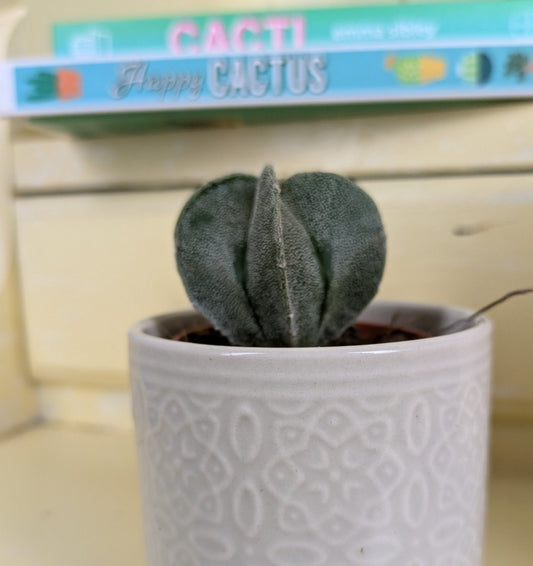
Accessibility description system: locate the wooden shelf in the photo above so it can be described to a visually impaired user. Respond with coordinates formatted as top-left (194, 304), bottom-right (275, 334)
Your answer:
top-left (0, 423), bottom-right (532, 566)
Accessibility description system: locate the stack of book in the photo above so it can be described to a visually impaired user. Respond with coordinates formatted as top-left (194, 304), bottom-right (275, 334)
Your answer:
top-left (2, 1), bottom-right (533, 132)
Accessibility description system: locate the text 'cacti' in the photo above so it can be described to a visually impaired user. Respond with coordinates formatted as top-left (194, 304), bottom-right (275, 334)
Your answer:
top-left (175, 166), bottom-right (386, 347)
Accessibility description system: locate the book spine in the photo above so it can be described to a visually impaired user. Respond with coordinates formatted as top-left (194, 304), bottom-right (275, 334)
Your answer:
top-left (4, 43), bottom-right (533, 117)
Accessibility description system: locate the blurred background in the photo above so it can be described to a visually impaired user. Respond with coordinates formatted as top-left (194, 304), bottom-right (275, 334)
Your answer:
top-left (1, 1), bottom-right (532, 565)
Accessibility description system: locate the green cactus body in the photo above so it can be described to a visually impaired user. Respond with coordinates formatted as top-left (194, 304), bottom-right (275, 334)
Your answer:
top-left (175, 166), bottom-right (386, 347)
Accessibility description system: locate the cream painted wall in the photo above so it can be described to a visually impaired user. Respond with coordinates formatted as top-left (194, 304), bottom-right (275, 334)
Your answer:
top-left (0, 3), bottom-right (37, 434)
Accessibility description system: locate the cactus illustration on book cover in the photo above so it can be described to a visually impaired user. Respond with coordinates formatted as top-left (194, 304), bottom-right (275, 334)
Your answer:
top-left (385, 54), bottom-right (447, 85)
top-left (457, 52), bottom-right (492, 84)
top-left (26, 69), bottom-right (82, 102)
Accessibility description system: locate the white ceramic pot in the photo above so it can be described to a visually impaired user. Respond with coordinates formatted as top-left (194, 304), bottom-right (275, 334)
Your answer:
top-left (129, 301), bottom-right (492, 566)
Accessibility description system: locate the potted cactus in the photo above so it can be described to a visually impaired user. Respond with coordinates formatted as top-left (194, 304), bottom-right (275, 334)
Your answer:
top-left (129, 166), bottom-right (492, 566)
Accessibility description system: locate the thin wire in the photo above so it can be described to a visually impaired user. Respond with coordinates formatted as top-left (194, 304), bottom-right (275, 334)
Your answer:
top-left (440, 288), bottom-right (533, 334)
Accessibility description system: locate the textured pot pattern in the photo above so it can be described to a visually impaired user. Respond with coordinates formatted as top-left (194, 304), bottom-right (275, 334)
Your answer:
top-left (129, 302), bottom-right (492, 566)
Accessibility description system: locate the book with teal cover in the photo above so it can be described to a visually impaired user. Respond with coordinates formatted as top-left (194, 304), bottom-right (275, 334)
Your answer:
top-left (52, 1), bottom-right (533, 57)
top-left (3, 2), bottom-right (533, 135)
top-left (3, 44), bottom-right (533, 118)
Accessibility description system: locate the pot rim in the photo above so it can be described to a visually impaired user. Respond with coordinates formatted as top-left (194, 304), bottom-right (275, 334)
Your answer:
top-left (129, 300), bottom-right (491, 359)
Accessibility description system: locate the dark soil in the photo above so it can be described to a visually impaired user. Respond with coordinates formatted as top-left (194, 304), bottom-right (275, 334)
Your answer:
top-left (171, 321), bottom-right (430, 346)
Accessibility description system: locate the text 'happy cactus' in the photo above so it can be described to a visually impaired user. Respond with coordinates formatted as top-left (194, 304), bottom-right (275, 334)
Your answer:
top-left (175, 166), bottom-right (386, 347)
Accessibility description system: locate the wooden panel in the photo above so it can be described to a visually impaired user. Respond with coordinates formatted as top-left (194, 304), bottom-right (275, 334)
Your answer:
top-left (366, 175), bottom-right (533, 420)
top-left (0, 5), bottom-right (38, 433)
top-left (15, 189), bottom-right (194, 387)
top-left (14, 175), bottom-right (533, 421)
top-left (38, 386), bottom-right (132, 430)
top-left (0, 264), bottom-right (38, 433)
top-left (14, 101), bottom-right (533, 194)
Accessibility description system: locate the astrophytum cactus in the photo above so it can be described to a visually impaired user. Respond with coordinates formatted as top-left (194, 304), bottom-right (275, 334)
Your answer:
top-left (175, 165), bottom-right (386, 347)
